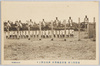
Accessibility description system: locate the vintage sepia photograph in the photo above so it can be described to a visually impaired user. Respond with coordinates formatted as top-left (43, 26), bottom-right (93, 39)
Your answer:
top-left (1, 1), bottom-right (99, 65)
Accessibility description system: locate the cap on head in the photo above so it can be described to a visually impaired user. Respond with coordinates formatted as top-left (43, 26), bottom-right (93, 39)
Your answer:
top-left (56, 17), bottom-right (58, 20)
top-left (69, 17), bottom-right (71, 19)
top-left (30, 19), bottom-right (32, 22)
top-left (8, 20), bottom-right (10, 23)
top-left (85, 15), bottom-right (87, 18)
top-left (43, 19), bottom-right (44, 21)
top-left (19, 20), bottom-right (21, 23)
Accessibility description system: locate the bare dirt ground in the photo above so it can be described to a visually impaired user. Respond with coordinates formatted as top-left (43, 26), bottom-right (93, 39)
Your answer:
top-left (4, 31), bottom-right (96, 60)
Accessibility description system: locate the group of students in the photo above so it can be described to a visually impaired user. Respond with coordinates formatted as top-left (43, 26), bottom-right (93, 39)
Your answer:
top-left (4, 17), bottom-right (75, 40)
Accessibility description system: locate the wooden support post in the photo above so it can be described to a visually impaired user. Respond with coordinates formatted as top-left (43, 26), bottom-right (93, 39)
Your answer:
top-left (32, 30), bottom-right (34, 38)
top-left (12, 32), bottom-right (14, 38)
top-left (68, 28), bottom-right (70, 37)
top-left (45, 30), bottom-right (48, 38)
top-left (7, 21), bottom-right (11, 39)
top-left (10, 31), bottom-right (12, 39)
top-left (7, 27), bottom-right (10, 39)
top-left (17, 27), bottom-right (19, 39)
top-left (51, 20), bottom-right (54, 41)
top-left (22, 30), bottom-right (24, 38)
top-left (25, 30), bottom-right (26, 38)
top-left (68, 17), bottom-right (73, 37)
top-left (26, 20), bottom-right (31, 40)
top-left (39, 21), bottom-right (41, 40)
top-left (87, 21), bottom-right (89, 38)
top-left (64, 20), bottom-right (66, 41)
top-left (19, 20), bottom-right (22, 39)
top-left (59, 30), bottom-right (60, 38)
top-left (85, 22), bottom-right (87, 34)
top-left (55, 30), bottom-right (57, 38)
top-left (93, 17), bottom-right (96, 41)
top-left (34, 30), bottom-right (36, 38)
top-left (53, 30), bottom-right (56, 38)
top-left (23, 30), bottom-right (25, 38)
top-left (85, 23), bottom-right (87, 33)
top-left (84, 16), bottom-right (89, 34)
top-left (48, 30), bottom-right (50, 38)
top-left (78, 18), bottom-right (81, 41)
top-left (20, 31), bottom-right (21, 38)
top-left (15, 21), bottom-right (20, 39)
top-left (44, 30), bottom-right (46, 38)
top-left (28, 26), bottom-right (30, 40)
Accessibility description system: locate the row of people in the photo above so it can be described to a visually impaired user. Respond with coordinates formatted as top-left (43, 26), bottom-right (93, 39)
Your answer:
top-left (5, 30), bottom-right (74, 39)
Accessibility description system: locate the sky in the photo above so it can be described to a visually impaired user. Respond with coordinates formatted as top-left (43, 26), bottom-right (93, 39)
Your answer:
top-left (1, 1), bottom-right (99, 23)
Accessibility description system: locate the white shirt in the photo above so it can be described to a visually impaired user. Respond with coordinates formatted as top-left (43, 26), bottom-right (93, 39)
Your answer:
top-left (13, 31), bottom-right (15, 35)
top-left (37, 30), bottom-right (39, 35)
top-left (62, 30), bottom-right (65, 34)
top-left (68, 19), bottom-right (73, 26)
top-left (54, 30), bottom-right (56, 34)
top-left (60, 30), bottom-right (62, 35)
top-left (45, 30), bottom-right (48, 35)
top-left (7, 23), bottom-right (11, 27)
top-left (26, 31), bottom-right (28, 35)
top-left (30, 31), bottom-right (33, 35)
top-left (5, 32), bottom-right (8, 36)
top-left (23, 31), bottom-right (25, 35)
top-left (72, 30), bottom-right (74, 34)
top-left (48, 30), bottom-right (51, 35)
top-left (57, 30), bottom-right (59, 34)
top-left (19, 23), bottom-right (22, 28)
top-left (66, 30), bottom-right (68, 35)
top-left (33, 31), bottom-right (35, 35)
top-left (42, 31), bottom-right (45, 35)
top-left (9, 31), bottom-right (12, 35)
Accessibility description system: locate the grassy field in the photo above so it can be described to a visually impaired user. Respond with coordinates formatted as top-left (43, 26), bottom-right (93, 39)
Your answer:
top-left (4, 31), bottom-right (96, 60)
